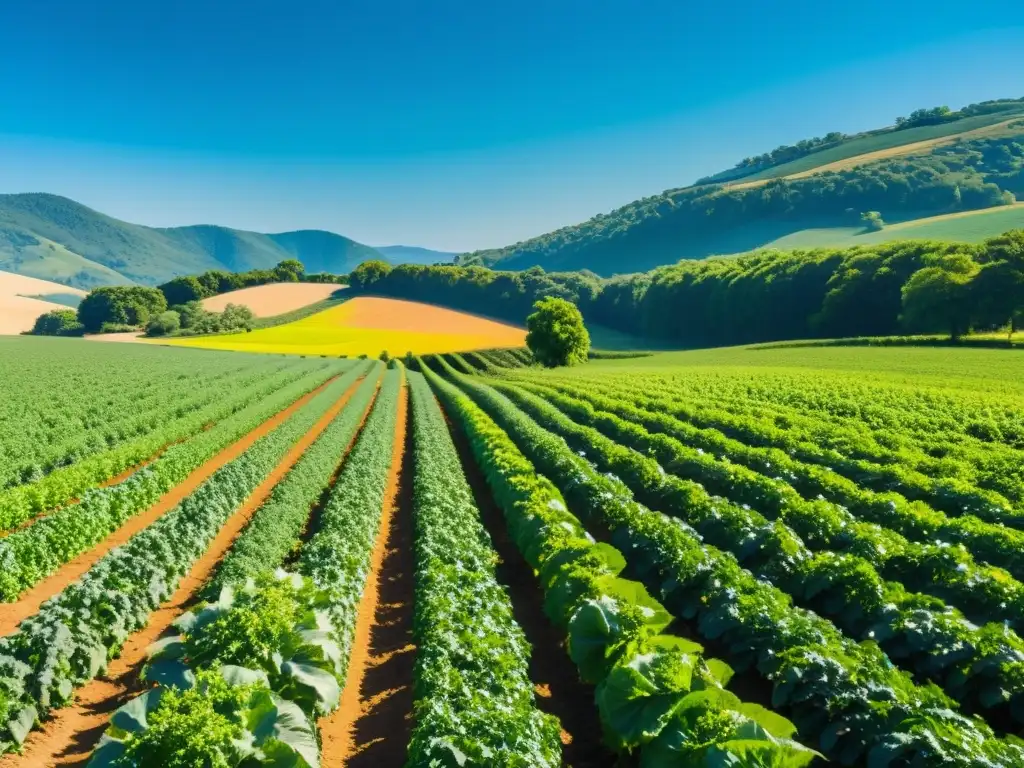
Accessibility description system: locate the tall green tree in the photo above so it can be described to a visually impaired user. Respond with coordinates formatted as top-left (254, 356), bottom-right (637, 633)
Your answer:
top-left (900, 253), bottom-right (980, 340)
top-left (525, 297), bottom-right (590, 367)
top-left (272, 259), bottom-right (305, 282)
top-left (159, 276), bottom-right (208, 307)
top-left (349, 260), bottom-right (392, 291)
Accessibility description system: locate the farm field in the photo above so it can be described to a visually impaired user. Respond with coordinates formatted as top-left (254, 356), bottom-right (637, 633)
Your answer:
top-left (2, 338), bottom-right (1024, 766)
top-left (750, 203), bottom-right (1024, 252)
top-left (727, 111), bottom-right (1024, 184)
top-left (200, 282), bottom-right (347, 316)
top-left (163, 296), bottom-right (528, 356)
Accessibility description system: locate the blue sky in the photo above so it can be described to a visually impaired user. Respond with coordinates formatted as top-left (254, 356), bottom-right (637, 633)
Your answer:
top-left (1, 2), bottom-right (1022, 252)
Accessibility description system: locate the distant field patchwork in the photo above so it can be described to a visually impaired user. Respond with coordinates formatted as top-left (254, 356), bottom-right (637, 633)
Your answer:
top-left (165, 296), bottom-right (527, 356)
top-left (755, 204), bottom-right (1024, 252)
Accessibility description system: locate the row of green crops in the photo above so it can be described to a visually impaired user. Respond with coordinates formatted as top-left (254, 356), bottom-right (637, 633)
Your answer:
top-left (502, 379), bottom-right (1024, 616)
top-left (0, 338), bottom-right (341, 491)
top-left (435, 362), bottom-right (1024, 766)
top-left (514, 378), bottom-right (1024, 580)
top-left (209, 370), bottom-right (382, 592)
top-left (0, 363), bottom-right (366, 602)
top-left (0, 373), bottom-right (356, 755)
top-left (637, 375), bottom-right (1024, 518)
top-left (0, 363), bottom-right (332, 531)
top-left (405, 371), bottom-right (562, 767)
top-left (487, 378), bottom-right (1024, 727)
top-left (664, 367), bottom-right (1024, 451)
top-left (297, 367), bottom-right (402, 684)
top-left (520, 371), bottom-right (1024, 522)
top-left (89, 370), bottom-right (404, 768)
top-left (425, 366), bottom-right (818, 766)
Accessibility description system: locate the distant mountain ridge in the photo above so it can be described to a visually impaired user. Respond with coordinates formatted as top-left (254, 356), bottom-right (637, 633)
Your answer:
top-left (374, 245), bottom-right (458, 265)
top-left (0, 193), bottom-right (451, 289)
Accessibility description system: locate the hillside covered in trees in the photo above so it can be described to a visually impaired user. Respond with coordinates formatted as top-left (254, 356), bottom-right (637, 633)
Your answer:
top-left (355, 229), bottom-right (1024, 348)
top-left (460, 112), bottom-right (1024, 275)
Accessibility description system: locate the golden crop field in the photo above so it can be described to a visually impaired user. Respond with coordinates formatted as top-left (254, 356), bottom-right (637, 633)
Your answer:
top-left (163, 296), bottom-right (527, 356)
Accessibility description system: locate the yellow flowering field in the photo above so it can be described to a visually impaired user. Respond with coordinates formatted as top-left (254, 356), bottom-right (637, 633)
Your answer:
top-left (163, 296), bottom-right (527, 356)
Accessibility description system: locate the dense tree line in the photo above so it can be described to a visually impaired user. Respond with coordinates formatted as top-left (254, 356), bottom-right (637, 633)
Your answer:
top-left (463, 131), bottom-right (1024, 275)
top-left (353, 232), bottom-right (1024, 347)
top-left (156, 259), bottom-right (306, 305)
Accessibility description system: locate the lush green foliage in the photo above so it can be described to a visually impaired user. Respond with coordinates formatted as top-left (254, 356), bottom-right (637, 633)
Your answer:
top-left (0, 364), bottom-right (313, 531)
top-left (364, 231), bottom-right (1024, 348)
top-left (347, 258), bottom-right (392, 290)
top-left (405, 371), bottom-right (562, 767)
top-left (0, 340), bottom-right (340, 517)
top-left (209, 370), bottom-right (382, 590)
top-left (0, 374), bottom-right (353, 753)
top-left (89, 369), bottom-right (403, 768)
top-left (491, 378), bottom-right (1024, 724)
top-left (29, 308), bottom-right (83, 336)
top-left (436, 361), bottom-right (1024, 765)
top-left (77, 286), bottom-right (168, 332)
top-left (297, 368), bottom-right (402, 676)
top-left (145, 310), bottom-right (181, 336)
top-left (0, 365), bottom-right (359, 601)
top-left (425, 366), bottom-right (817, 765)
top-left (90, 666), bottom-right (320, 768)
top-left (525, 297), bottom-right (590, 367)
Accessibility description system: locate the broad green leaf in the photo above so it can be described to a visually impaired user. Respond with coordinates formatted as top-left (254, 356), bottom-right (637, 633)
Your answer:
top-left (142, 659), bottom-right (196, 690)
top-left (110, 688), bottom-right (164, 735)
top-left (281, 661), bottom-right (341, 714)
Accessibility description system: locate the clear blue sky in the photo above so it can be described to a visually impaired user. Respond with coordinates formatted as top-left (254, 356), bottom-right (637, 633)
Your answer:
top-left (1, 1), bottom-right (1022, 252)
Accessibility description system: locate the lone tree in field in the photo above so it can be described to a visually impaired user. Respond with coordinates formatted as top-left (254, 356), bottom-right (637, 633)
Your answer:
top-left (525, 297), bottom-right (590, 367)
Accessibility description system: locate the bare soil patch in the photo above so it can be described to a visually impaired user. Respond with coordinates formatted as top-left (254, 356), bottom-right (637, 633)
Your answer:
top-left (0, 377), bottom-right (362, 767)
top-left (440, 403), bottom-right (614, 767)
top-left (82, 332), bottom-right (144, 343)
top-left (0, 378), bottom-right (339, 636)
top-left (0, 271), bottom-right (86, 335)
top-left (321, 384), bottom-right (416, 767)
top-left (202, 283), bottom-right (345, 317)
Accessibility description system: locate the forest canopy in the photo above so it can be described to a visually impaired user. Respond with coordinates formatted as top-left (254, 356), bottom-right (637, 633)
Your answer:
top-left (354, 230), bottom-right (1024, 348)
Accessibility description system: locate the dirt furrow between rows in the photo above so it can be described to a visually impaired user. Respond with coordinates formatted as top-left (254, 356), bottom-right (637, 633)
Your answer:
top-left (322, 384), bottom-right (416, 768)
top-left (440, 404), bottom-right (615, 767)
top-left (0, 377), bottom-right (338, 636)
top-left (0, 377), bottom-right (362, 768)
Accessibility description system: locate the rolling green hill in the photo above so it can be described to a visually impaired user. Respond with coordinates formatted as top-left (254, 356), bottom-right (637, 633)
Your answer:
top-left (459, 110), bottom-right (1024, 276)
top-left (0, 194), bottom-right (428, 289)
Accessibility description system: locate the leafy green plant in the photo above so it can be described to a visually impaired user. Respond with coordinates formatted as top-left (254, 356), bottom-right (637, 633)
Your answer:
top-left (89, 668), bottom-right (320, 768)
top-left (435, 360), bottom-right (1024, 765)
top-left (0, 373), bottom-right (359, 753)
top-left (405, 372), bottom-right (562, 767)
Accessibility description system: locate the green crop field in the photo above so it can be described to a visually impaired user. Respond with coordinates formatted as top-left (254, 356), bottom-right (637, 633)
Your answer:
top-left (2, 334), bottom-right (1024, 767)
top-left (757, 203), bottom-right (1024, 252)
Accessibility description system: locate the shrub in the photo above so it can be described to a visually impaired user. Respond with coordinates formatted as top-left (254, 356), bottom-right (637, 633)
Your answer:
top-left (145, 310), bottom-right (182, 337)
top-left (30, 309), bottom-right (84, 337)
